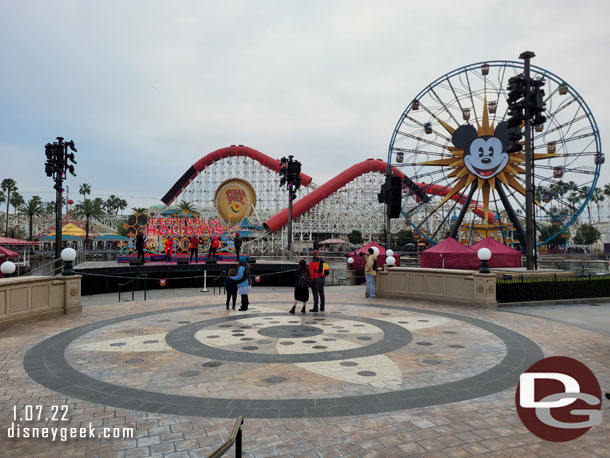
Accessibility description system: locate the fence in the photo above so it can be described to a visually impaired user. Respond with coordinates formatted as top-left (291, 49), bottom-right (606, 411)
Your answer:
top-left (496, 273), bottom-right (610, 303)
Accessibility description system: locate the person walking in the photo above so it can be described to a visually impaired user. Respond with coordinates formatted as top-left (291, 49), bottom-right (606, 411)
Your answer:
top-left (208, 236), bottom-right (220, 258)
top-left (135, 230), bottom-right (146, 263)
top-left (164, 236), bottom-right (174, 263)
top-left (225, 268), bottom-right (238, 310)
top-left (189, 235), bottom-right (199, 263)
top-left (233, 232), bottom-right (243, 260)
top-left (290, 260), bottom-right (310, 314)
top-left (308, 250), bottom-right (326, 312)
top-left (364, 248), bottom-right (378, 298)
top-left (231, 256), bottom-right (251, 311)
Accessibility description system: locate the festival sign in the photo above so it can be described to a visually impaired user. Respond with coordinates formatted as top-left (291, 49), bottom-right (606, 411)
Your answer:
top-left (214, 178), bottom-right (257, 223)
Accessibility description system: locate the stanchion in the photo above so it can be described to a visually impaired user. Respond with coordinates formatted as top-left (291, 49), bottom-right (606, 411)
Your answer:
top-left (200, 270), bottom-right (209, 293)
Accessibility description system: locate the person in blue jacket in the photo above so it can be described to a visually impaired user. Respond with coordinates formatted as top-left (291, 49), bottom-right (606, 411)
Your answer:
top-left (231, 256), bottom-right (251, 311)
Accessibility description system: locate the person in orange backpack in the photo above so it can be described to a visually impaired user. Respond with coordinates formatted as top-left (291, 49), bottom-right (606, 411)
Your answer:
top-left (308, 250), bottom-right (326, 312)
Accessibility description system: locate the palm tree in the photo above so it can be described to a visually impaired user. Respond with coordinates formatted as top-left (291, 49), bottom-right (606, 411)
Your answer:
top-left (578, 186), bottom-right (592, 223)
top-left (177, 200), bottom-right (200, 216)
top-left (79, 183), bottom-right (91, 198)
top-left (10, 192), bottom-right (24, 214)
top-left (131, 207), bottom-right (149, 227)
top-left (1, 178), bottom-right (17, 236)
top-left (118, 198), bottom-right (128, 215)
top-left (73, 199), bottom-right (104, 249)
top-left (18, 198), bottom-right (44, 241)
top-left (590, 187), bottom-right (605, 223)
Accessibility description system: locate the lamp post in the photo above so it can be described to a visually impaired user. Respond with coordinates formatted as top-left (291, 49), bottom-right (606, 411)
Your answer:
top-left (477, 248), bottom-right (492, 274)
top-left (1, 261), bottom-right (16, 278)
top-left (61, 248), bottom-right (77, 276)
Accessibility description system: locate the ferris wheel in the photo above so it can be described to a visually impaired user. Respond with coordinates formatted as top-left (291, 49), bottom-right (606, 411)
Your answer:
top-left (388, 60), bottom-right (602, 247)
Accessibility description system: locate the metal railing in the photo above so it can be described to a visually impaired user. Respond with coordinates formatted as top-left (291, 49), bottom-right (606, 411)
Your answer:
top-left (118, 274), bottom-right (148, 302)
top-left (208, 416), bottom-right (244, 458)
top-left (22, 257), bottom-right (63, 277)
top-left (496, 273), bottom-right (610, 303)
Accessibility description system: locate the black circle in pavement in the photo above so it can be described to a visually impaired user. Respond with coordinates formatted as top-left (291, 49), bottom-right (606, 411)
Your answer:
top-left (240, 337), bottom-right (255, 341)
top-left (449, 344), bottom-right (465, 348)
top-left (232, 334), bottom-right (245, 337)
top-left (279, 341), bottom-right (294, 345)
top-left (267, 376), bottom-right (286, 384)
top-left (357, 337), bottom-right (372, 341)
top-left (202, 362), bottom-right (222, 367)
top-left (313, 346), bottom-right (327, 350)
top-left (323, 338), bottom-right (336, 341)
top-left (125, 358), bottom-right (144, 364)
top-left (180, 370), bottom-right (199, 377)
top-left (398, 321), bottom-right (409, 324)
top-left (357, 371), bottom-right (376, 377)
top-left (423, 360), bottom-right (442, 365)
top-left (288, 321), bottom-right (299, 324)
top-left (206, 335), bottom-right (221, 339)
top-left (416, 342), bottom-right (433, 346)
top-left (443, 331), bottom-right (458, 334)
top-left (240, 326), bottom-right (252, 329)
top-left (242, 346), bottom-right (258, 351)
top-left (24, 303), bottom-right (543, 419)
top-left (337, 330), bottom-right (349, 333)
top-left (110, 343), bottom-right (126, 347)
top-left (302, 340), bottom-right (316, 344)
top-left (219, 324), bottom-right (232, 328)
top-left (341, 361), bottom-right (359, 367)
top-left (178, 321), bottom-right (191, 324)
top-left (257, 340), bottom-right (273, 344)
top-left (159, 319), bottom-right (171, 322)
top-left (166, 313), bottom-right (410, 364)
top-left (257, 325), bottom-right (323, 339)
top-left (353, 324), bottom-right (365, 327)
top-left (143, 340), bottom-right (159, 344)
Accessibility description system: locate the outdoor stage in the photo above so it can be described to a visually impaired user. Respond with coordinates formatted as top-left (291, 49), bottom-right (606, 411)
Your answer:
top-left (75, 258), bottom-right (297, 296)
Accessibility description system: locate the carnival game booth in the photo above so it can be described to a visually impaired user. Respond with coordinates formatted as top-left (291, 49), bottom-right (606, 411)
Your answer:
top-left (471, 237), bottom-right (522, 268)
top-left (420, 237), bottom-right (479, 270)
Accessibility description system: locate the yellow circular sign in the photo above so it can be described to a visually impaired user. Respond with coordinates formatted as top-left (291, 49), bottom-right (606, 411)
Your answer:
top-left (214, 178), bottom-right (257, 223)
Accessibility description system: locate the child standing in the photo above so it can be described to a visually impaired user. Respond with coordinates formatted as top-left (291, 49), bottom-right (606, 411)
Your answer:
top-left (225, 269), bottom-right (238, 310)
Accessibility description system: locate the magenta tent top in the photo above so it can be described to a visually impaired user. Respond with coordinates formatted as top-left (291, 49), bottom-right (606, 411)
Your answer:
top-left (471, 237), bottom-right (522, 268)
top-left (420, 238), bottom-right (480, 270)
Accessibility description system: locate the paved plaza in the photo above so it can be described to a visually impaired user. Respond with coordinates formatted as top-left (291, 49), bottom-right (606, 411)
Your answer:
top-left (1, 286), bottom-right (609, 457)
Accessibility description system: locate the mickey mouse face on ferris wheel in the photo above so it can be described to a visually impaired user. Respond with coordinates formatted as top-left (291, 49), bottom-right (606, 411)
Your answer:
top-left (452, 122), bottom-right (510, 181)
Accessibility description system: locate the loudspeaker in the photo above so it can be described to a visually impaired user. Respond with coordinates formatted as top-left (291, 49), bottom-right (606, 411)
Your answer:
top-left (177, 258), bottom-right (189, 265)
top-left (386, 176), bottom-right (402, 218)
top-left (247, 257), bottom-right (256, 264)
top-left (129, 258), bottom-right (143, 266)
top-left (206, 256), bottom-right (217, 264)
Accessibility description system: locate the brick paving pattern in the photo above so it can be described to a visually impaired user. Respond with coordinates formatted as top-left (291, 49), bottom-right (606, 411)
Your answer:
top-left (1, 286), bottom-right (609, 457)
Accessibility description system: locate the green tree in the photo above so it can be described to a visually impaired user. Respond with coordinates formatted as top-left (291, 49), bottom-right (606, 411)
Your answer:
top-left (538, 224), bottom-right (569, 250)
top-left (573, 223), bottom-right (601, 247)
top-left (18, 197), bottom-right (44, 241)
top-left (176, 200), bottom-right (199, 216)
top-left (79, 183), bottom-right (91, 198)
top-left (10, 192), bottom-right (24, 213)
top-left (397, 229), bottom-right (415, 246)
top-left (591, 187), bottom-right (605, 223)
top-left (1, 178), bottom-right (17, 236)
top-left (347, 229), bottom-right (363, 245)
top-left (73, 199), bottom-right (104, 249)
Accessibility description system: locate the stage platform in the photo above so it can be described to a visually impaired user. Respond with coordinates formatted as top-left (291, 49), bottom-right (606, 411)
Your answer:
top-left (75, 259), bottom-right (297, 296)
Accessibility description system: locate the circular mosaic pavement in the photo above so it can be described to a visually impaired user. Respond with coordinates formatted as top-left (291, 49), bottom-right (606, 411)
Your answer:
top-left (24, 302), bottom-right (543, 418)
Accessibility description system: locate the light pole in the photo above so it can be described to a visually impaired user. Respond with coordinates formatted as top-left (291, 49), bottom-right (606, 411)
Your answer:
top-left (279, 155), bottom-right (301, 253)
top-left (45, 137), bottom-right (77, 274)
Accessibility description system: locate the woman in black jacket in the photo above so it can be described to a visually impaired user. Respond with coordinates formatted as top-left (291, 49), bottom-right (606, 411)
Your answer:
top-left (290, 260), bottom-right (310, 314)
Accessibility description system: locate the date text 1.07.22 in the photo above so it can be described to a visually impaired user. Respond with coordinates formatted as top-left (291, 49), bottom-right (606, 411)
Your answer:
top-left (12, 405), bottom-right (69, 422)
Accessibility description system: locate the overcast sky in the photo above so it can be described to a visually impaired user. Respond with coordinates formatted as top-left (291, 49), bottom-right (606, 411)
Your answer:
top-left (1, 0), bottom-right (609, 209)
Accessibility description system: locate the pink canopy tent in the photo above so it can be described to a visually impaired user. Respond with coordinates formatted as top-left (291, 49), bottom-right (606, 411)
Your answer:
top-left (471, 238), bottom-right (522, 268)
top-left (347, 241), bottom-right (400, 267)
top-left (0, 246), bottom-right (19, 258)
top-left (420, 238), bottom-right (479, 270)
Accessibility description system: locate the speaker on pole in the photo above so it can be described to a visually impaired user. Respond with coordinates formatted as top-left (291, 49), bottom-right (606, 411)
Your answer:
top-left (386, 176), bottom-right (402, 218)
